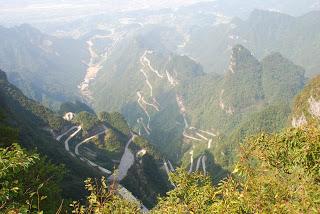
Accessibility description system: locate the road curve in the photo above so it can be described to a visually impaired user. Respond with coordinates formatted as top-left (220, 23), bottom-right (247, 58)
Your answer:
top-left (64, 126), bottom-right (82, 151)
top-left (58, 123), bottom-right (148, 210)
top-left (168, 160), bottom-right (175, 172)
top-left (195, 155), bottom-right (203, 171)
top-left (188, 150), bottom-right (194, 174)
top-left (163, 160), bottom-right (171, 175)
top-left (56, 126), bottom-right (78, 141)
top-left (75, 128), bottom-right (108, 155)
top-left (202, 156), bottom-right (207, 176)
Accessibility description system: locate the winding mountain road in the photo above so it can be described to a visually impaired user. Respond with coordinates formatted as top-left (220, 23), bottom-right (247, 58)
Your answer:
top-left (202, 156), bottom-right (207, 176)
top-left (137, 117), bottom-right (151, 135)
top-left (142, 50), bottom-right (164, 79)
top-left (199, 129), bottom-right (217, 137)
top-left (137, 92), bottom-right (152, 131)
top-left (64, 126), bottom-right (82, 151)
top-left (163, 160), bottom-right (171, 175)
top-left (56, 126), bottom-right (79, 141)
top-left (57, 127), bottom-right (146, 210)
top-left (75, 128), bottom-right (108, 155)
top-left (136, 50), bottom-right (167, 135)
top-left (168, 160), bottom-right (175, 172)
top-left (188, 150), bottom-right (194, 174)
top-left (208, 139), bottom-right (212, 149)
top-left (196, 132), bottom-right (208, 141)
top-left (195, 155), bottom-right (203, 171)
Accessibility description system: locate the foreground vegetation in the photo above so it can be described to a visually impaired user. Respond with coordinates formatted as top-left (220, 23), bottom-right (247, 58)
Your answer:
top-left (2, 124), bottom-right (319, 213)
top-left (1, 70), bottom-right (319, 213)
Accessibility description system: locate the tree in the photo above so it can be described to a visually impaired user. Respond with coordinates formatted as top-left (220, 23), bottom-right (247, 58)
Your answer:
top-left (71, 177), bottom-right (141, 214)
top-left (74, 112), bottom-right (99, 133)
top-left (103, 130), bottom-right (124, 154)
top-left (152, 168), bottom-right (216, 213)
top-left (98, 111), bottom-right (110, 122)
top-left (153, 126), bottom-right (320, 213)
top-left (103, 112), bottom-right (130, 136)
top-left (233, 126), bottom-right (320, 213)
top-left (0, 144), bottom-right (66, 213)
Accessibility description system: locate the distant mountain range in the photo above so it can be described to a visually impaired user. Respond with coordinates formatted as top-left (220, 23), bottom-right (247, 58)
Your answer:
top-left (0, 24), bottom-right (88, 109)
top-left (1, 0), bottom-right (319, 27)
top-left (184, 9), bottom-right (320, 76)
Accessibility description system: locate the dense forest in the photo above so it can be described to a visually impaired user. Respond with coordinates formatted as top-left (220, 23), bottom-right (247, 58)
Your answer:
top-left (2, 119), bottom-right (319, 213)
top-left (1, 67), bottom-right (319, 212)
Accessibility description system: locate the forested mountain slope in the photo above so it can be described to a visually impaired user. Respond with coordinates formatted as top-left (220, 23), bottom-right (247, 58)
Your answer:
top-left (89, 43), bottom-right (306, 175)
top-left (70, 75), bottom-right (320, 212)
top-left (0, 24), bottom-right (88, 109)
top-left (2, 69), bottom-right (318, 213)
top-left (0, 69), bottom-right (169, 209)
top-left (291, 75), bottom-right (320, 127)
top-left (0, 69), bottom-right (101, 202)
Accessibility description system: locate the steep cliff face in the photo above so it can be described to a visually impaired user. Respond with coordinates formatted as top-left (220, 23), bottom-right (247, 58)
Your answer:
top-left (291, 75), bottom-right (320, 127)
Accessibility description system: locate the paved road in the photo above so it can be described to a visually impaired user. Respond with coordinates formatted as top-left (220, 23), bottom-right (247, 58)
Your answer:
top-left (56, 126), bottom-right (78, 141)
top-left (163, 160), bottom-right (171, 175)
top-left (188, 150), bottom-right (194, 174)
top-left (196, 155), bottom-right (203, 171)
top-left (202, 156), bottom-right (207, 176)
top-left (75, 128), bottom-right (108, 155)
top-left (168, 160), bottom-right (175, 172)
top-left (58, 127), bottom-right (145, 209)
top-left (64, 126), bottom-right (82, 151)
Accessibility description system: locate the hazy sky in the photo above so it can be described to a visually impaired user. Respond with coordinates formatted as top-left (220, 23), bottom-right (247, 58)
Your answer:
top-left (0, 0), bottom-right (215, 25)
top-left (0, 0), bottom-right (214, 11)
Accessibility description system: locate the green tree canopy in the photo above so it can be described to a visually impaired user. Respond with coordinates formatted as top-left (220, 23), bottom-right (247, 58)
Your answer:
top-left (153, 126), bottom-right (320, 213)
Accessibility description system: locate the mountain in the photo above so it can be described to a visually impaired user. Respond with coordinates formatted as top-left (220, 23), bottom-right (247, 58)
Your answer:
top-left (1, 19), bottom-right (304, 181)
top-left (2, 66), bottom-right (317, 212)
top-left (212, 0), bottom-right (320, 17)
top-left (2, 4), bottom-right (319, 212)
top-left (88, 42), bottom-right (306, 174)
top-left (184, 10), bottom-right (320, 77)
top-left (0, 69), bottom-right (169, 208)
top-left (181, 46), bottom-right (305, 167)
top-left (0, 69), bottom-right (100, 200)
top-left (0, 24), bottom-right (88, 109)
top-left (291, 75), bottom-right (320, 127)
